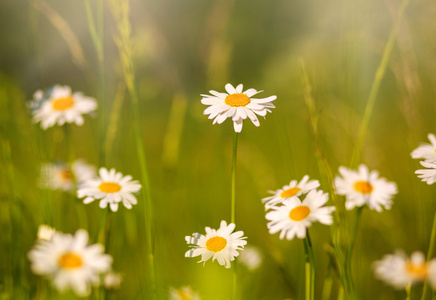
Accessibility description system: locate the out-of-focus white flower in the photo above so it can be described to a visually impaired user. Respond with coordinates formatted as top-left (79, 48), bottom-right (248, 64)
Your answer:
top-left (104, 272), bottom-right (122, 290)
top-left (28, 229), bottom-right (112, 297)
top-left (201, 83), bottom-right (276, 133)
top-left (185, 221), bottom-right (247, 269)
top-left (30, 85), bottom-right (97, 129)
top-left (374, 251), bottom-right (436, 289)
top-left (78, 167), bottom-right (141, 212)
top-left (169, 286), bottom-right (201, 300)
top-left (40, 160), bottom-right (97, 192)
top-left (238, 246), bottom-right (263, 270)
top-left (334, 164), bottom-right (398, 212)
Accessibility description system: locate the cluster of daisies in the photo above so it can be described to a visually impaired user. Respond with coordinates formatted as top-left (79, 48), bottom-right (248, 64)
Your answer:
top-left (263, 165), bottom-right (397, 241)
top-left (28, 85), bottom-right (143, 296)
top-left (27, 82), bottom-right (436, 298)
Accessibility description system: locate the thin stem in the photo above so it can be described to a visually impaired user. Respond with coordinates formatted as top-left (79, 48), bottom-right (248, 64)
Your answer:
top-left (405, 284), bottom-right (411, 300)
top-left (421, 212), bottom-right (436, 300)
top-left (231, 132), bottom-right (238, 224)
top-left (350, 0), bottom-right (410, 167)
top-left (231, 131), bottom-right (238, 300)
top-left (343, 206), bottom-right (363, 298)
top-left (303, 230), bottom-right (315, 300)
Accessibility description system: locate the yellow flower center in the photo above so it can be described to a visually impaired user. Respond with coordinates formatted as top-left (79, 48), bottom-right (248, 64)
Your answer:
top-left (52, 96), bottom-right (75, 111)
top-left (59, 252), bottom-right (82, 269)
top-left (60, 169), bottom-right (73, 181)
top-left (289, 205), bottom-right (311, 221)
top-left (354, 181), bottom-right (373, 194)
top-left (99, 182), bottom-right (121, 193)
top-left (406, 262), bottom-right (428, 280)
top-left (224, 93), bottom-right (250, 107)
top-left (280, 187), bottom-right (302, 198)
top-left (206, 236), bottom-right (227, 252)
top-left (177, 290), bottom-right (192, 300)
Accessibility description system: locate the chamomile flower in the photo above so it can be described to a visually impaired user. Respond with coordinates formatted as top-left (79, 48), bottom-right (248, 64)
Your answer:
top-left (334, 164), bottom-right (398, 212)
top-left (411, 133), bottom-right (436, 161)
top-left (40, 160), bottom-right (97, 192)
top-left (201, 83), bottom-right (276, 133)
top-left (262, 175), bottom-right (320, 210)
top-left (415, 160), bottom-right (436, 185)
top-left (374, 251), bottom-right (436, 289)
top-left (265, 190), bottom-right (335, 240)
top-left (169, 286), bottom-right (201, 300)
top-left (28, 229), bottom-right (112, 297)
top-left (37, 225), bottom-right (56, 241)
top-left (185, 220), bottom-right (247, 269)
top-left (77, 167), bottom-right (141, 212)
top-left (30, 85), bottom-right (97, 130)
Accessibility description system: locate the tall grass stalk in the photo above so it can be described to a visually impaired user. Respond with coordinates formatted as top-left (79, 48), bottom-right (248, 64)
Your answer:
top-left (84, 0), bottom-right (106, 165)
top-left (299, 60), bottom-right (349, 294)
top-left (108, 0), bottom-right (156, 298)
top-left (231, 131), bottom-right (239, 300)
top-left (346, 1), bottom-right (410, 297)
top-left (303, 230), bottom-right (315, 300)
top-left (421, 212), bottom-right (436, 300)
top-left (350, 0), bottom-right (410, 168)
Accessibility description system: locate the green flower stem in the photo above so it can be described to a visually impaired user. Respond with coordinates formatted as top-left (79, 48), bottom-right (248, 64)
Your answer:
top-left (343, 206), bottom-right (363, 298)
top-left (231, 132), bottom-right (238, 224)
top-left (231, 131), bottom-right (238, 300)
top-left (406, 283), bottom-right (411, 300)
top-left (303, 230), bottom-right (315, 300)
top-left (421, 212), bottom-right (436, 300)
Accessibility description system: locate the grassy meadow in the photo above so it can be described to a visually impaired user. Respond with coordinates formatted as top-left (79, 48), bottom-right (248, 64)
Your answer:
top-left (1, 0), bottom-right (436, 299)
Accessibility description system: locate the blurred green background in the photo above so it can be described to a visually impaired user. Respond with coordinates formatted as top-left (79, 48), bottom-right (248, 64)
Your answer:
top-left (1, 0), bottom-right (436, 299)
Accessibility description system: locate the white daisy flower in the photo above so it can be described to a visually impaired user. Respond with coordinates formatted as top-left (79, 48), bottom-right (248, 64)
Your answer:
top-left (103, 271), bottom-right (122, 290)
top-left (40, 160), bottom-right (97, 192)
top-left (37, 225), bottom-right (56, 241)
top-left (28, 229), bottom-right (112, 297)
top-left (77, 167), bottom-right (141, 212)
top-left (185, 220), bottom-right (247, 269)
top-left (334, 164), bottom-right (398, 212)
top-left (265, 189), bottom-right (335, 240)
top-left (415, 160), bottom-right (436, 185)
top-left (262, 175), bottom-right (320, 210)
top-left (201, 83), bottom-right (276, 133)
top-left (411, 133), bottom-right (436, 161)
top-left (30, 85), bottom-right (97, 130)
top-left (169, 286), bottom-right (201, 300)
top-left (238, 246), bottom-right (263, 271)
top-left (374, 251), bottom-right (436, 289)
